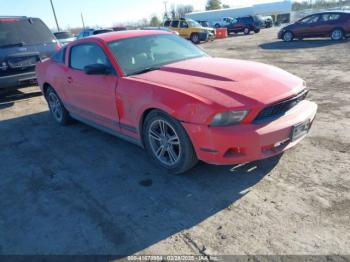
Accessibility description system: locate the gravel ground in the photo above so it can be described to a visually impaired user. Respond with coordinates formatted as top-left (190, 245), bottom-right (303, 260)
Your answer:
top-left (0, 27), bottom-right (349, 256)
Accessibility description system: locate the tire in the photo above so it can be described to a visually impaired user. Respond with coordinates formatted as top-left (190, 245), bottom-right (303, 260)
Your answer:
top-left (214, 23), bottom-right (220, 28)
top-left (190, 33), bottom-right (200, 44)
top-left (330, 28), bottom-right (344, 41)
top-left (282, 31), bottom-right (294, 42)
top-left (254, 29), bottom-right (260, 34)
top-left (143, 110), bottom-right (198, 175)
top-left (46, 86), bottom-right (71, 125)
top-left (243, 27), bottom-right (250, 35)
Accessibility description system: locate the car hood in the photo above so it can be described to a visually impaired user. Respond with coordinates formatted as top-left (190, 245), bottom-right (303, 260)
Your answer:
top-left (58, 37), bottom-right (76, 44)
top-left (132, 57), bottom-right (305, 109)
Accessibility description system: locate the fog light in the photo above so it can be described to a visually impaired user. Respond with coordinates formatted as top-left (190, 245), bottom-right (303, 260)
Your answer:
top-left (224, 147), bottom-right (245, 158)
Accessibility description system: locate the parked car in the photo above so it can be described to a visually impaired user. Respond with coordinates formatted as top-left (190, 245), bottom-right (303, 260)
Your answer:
top-left (197, 20), bottom-right (210, 28)
top-left (77, 28), bottom-right (113, 39)
top-left (54, 31), bottom-right (76, 46)
top-left (212, 17), bottom-right (235, 28)
top-left (36, 30), bottom-right (317, 174)
top-left (226, 15), bottom-right (264, 34)
top-left (112, 26), bottom-right (127, 32)
top-left (261, 15), bottom-right (273, 28)
top-left (141, 26), bottom-right (179, 35)
top-left (278, 11), bottom-right (350, 42)
top-left (0, 16), bottom-right (59, 90)
top-left (164, 18), bottom-right (214, 44)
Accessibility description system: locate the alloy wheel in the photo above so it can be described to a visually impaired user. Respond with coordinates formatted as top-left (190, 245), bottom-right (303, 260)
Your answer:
top-left (48, 92), bottom-right (63, 122)
top-left (148, 119), bottom-right (181, 166)
top-left (283, 31), bottom-right (293, 42)
top-left (191, 34), bottom-right (199, 43)
top-left (331, 29), bottom-right (343, 41)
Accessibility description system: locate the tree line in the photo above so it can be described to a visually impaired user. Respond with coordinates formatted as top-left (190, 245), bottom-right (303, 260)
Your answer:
top-left (292, 0), bottom-right (350, 11)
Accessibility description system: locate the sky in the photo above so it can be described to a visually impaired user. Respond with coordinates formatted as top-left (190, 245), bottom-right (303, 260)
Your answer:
top-left (0, 0), bottom-right (295, 30)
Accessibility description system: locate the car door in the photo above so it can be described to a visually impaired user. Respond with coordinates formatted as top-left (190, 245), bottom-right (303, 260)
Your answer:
top-left (65, 42), bottom-right (120, 131)
top-left (228, 18), bottom-right (242, 32)
top-left (317, 13), bottom-right (335, 36)
top-left (179, 21), bottom-right (190, 38)
top-left (169, 20), bottom-right (180, 35)
top-left (294, 15), bottom-right (321, 37)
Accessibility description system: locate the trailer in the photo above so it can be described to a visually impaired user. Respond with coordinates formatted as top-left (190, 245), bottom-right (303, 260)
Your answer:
top-left (185, 0), bottom-right (292, 27)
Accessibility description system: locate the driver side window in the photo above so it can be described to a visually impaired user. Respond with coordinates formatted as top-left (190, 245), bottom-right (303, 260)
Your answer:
top-left (70, 43), bottom-right (110, 71)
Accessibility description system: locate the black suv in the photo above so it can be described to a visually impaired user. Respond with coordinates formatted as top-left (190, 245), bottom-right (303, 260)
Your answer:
top-left (226, 15), bottom-right (265, 35)
top-left (0, 16), bottom-right (58, 90)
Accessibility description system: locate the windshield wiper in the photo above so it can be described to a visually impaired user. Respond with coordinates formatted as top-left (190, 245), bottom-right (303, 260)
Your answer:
top-left (0, 42), bottom-right (25, 48)
top-left (129, 66), bottom-right (161, 76)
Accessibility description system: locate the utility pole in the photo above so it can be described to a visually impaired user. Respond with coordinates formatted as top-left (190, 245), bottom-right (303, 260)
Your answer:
top-left (163, 1), bottom-right (168, 19)
top-left (81, 12), bottom-right (86, 30)
top-left (50, 0), bottom-right (60, 31)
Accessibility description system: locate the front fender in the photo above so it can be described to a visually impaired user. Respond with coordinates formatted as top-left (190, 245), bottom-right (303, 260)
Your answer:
top-left (117, 77), bottom-right (223, 130)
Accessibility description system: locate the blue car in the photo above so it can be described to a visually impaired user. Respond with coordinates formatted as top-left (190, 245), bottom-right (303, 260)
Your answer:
top-left (77, 28), bottom-right (113, 39)
top-left (0, 16), bottom-right (59, 90)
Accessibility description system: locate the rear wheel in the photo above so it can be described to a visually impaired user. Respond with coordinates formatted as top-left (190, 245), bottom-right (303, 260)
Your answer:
top-left (46, 87), bottom-right (71, 125)
top-left (283, 31), bottom-right (294, 42)
top-left (243, 27), bottom-right (250, 35)
top-left (143, 110), bottom-right (198, 175)
top-left (190, 33), bottom-right (200, 44)
top-left (214, 23), bottom-right (220, 28)
top-left (254, 29), bottom-right (260, 33)
top-left (330, 28), bottom-right (344, 41)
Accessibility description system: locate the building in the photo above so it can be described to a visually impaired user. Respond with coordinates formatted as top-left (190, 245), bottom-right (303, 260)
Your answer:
top-left (185, 0), bottom-right (292, 26)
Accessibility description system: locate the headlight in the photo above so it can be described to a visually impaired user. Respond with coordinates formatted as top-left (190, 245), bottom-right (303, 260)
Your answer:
top-left (210, 110), bottom-right (249, 127)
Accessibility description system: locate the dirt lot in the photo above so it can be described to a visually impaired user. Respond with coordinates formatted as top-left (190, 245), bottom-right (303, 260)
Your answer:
top-left (0, 27), bottom-right (349, 256)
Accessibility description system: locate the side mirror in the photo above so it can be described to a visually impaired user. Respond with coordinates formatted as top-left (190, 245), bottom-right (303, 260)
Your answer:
top-left (84, 64), bottom-right (112, 75)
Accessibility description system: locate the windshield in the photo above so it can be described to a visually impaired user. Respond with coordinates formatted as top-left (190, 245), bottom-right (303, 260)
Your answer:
top-left (108, 34), bottom-right (207, 76)
top-left (0, 18), bottom-right (55, 47)
top-left (187, 19), bottom-right (202, 28)
top-left (54, 32), bottom-right (74, 39)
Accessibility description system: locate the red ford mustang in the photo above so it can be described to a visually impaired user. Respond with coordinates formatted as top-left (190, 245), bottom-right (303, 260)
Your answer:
top-left (36, 30), bottom-right (318, 174)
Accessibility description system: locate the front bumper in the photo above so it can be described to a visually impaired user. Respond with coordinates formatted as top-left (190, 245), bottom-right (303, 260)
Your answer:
top-left (277, 29), bottom-right (285, 39)
top-left (0, 71), bottom-right (37, 89)
top-left (183, 100), bottom-right (318, 165)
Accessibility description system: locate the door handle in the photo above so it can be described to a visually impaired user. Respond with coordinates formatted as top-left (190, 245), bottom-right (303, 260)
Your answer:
top-left (67, 77), bottom-right (73, 84)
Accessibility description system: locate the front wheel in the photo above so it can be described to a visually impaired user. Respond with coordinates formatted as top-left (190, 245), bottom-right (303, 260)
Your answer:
top-left (143, 110), bottom-right (198, 175)
top-left (254, 29), bottom-right (260, 33)
top-left (331, 29), bottom-right (344, 41)
top-left (190, 33), bottom-right (200, 44)
top-left (243, 27), bottom-right (250, 35)
top-left (283, 31), bottom-right (294, 42)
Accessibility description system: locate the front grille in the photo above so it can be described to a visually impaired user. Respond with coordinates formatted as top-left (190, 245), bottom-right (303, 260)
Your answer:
top-left (8, 56), bottom-right (38, 68)
top-left (254, 90), bottom-right (308, 123)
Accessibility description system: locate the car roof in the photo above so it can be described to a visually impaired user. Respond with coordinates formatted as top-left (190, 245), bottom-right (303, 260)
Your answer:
top-left (86, 30), bottom-right (170, 43)
top-left (0, 16), bottom-right (40, 21)
top-left (309, 10), bottom-right (350, 16)
top-left (0, 16), bottom-right (28, 19)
